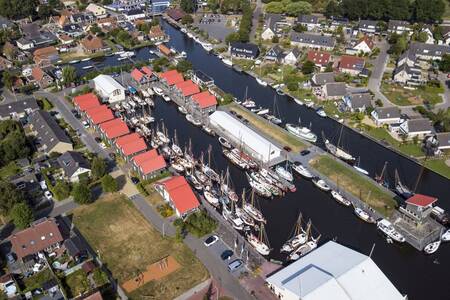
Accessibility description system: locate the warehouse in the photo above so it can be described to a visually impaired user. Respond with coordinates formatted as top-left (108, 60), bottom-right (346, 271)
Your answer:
top-left (209, 111), bottom-right (281, 163)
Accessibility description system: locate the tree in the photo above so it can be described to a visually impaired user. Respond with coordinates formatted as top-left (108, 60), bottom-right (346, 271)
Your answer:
top-left (37, 4), bottom-right (53, 19)
top-left (101, 174), bottom-right (118, 193)
top-left (181, 0), bottom-right (195, 13)
top-left (53, 180), bottom-right (71, 200)
top-left (10, 203), bottom-right (33, 229)
top-left (91, 157), bottom-right (107, 179)
top-left (181, 14), bottom-right (194, 25)
top-left (62, 66), bottom-right (77, 87)
top-left (325, 0), bottom-right (341, 18)
top-left (285, 1), bottom-right (312, 16)
top-left (389, 34), bottom-right (407, 55)
top-left (286, 81), bottom-right (298, 91)
top-left (176, 59), bottom-right (193, 73)
top-left (301, 60), bottom-right (315, 74)
top-left (293, 24), bottom-right (307, 33)
top-left (72, 183), bottom-right (92, 204)
top-left (271, 35), bottom-right (279, 43)
top-left (0, 181), bottom-right (24, 215)
top-left (265, 1), bottom-right (284, 14)
top-left (0, 0), bottom-right (38, 19)
top-left (207, 0), bottom-right (219, 12)
top-left (1, 70), bottom-right (13, 91)
top-left (413, 0), bottom-right (445, 23)
top-left (439, 54), bottom-right (450, 72)
top-left (90, 23), bottom-right (102, 35)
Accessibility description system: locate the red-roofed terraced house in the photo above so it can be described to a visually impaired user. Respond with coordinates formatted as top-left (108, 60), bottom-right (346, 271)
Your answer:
top-left (400, 194), bottom-right (438, 224)
top-left (155, 176), bottom-right (200, 218)
top-left (98, 118), bottom-right (130, 140)
top-left (115, 133), bottom-right (147, 160)
top-left (189, 91), bottom-right (217, 117)
top-left (174, 80), bottom-right (200, 102)
top-left (132, 149), bottom-right (167, 179)
top-left (141, 66), bottom-right (156, 82)
top-left (159, 70), bottom-right (184, 88)
top-left (73, 93), bottom-right (100, 112)
top-left (85, 105), bottom-right (114, 127)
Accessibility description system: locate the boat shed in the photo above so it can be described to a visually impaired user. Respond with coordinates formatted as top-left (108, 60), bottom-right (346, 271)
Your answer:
top-left (266, 241), bottom-right (405, 300)
top-left (92, 74), bottom-right (126, 103)
top-left (209, 111), bottom-right (281, 164)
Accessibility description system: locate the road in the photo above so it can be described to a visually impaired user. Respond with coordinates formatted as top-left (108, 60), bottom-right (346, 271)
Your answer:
top-left (368, 39), bottom-right (392, 106)
top-left (250, 0), bottom-right (262, 42)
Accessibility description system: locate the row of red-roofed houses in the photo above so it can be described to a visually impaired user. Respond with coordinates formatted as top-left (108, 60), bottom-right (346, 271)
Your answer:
top-left (130, 66), bottom-right (157, 86)
top-left (72, 92), bottom-right (201, 218)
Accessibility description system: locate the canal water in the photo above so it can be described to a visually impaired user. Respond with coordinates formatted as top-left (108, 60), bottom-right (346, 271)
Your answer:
top-left (69, 20), bottom-right (450, 299)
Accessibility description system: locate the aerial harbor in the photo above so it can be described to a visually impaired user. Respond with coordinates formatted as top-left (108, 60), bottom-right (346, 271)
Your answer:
top-left (0, 0), bottom-right (449, 299)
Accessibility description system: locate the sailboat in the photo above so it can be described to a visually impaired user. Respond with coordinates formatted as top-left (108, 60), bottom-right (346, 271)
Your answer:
top-left (171, 130), bottom-right (183, 157)
top-left (322, 127), bottom-right (356, 163)
top-left (202, 146), bottom-right (220, 182)
top-left (292, 162), bottom-right (313, 179)
top-left (394, 169), bottom-right (414, 199)
top-left (288, 224), bottom-right (320, 261)
top-left (267, 96), bottom-right (282, 125)
top-left (222, 201), bottom-right (244, 231)
top-left (235, 190), bottom-right (256, 227)
top-left (275, 163), bottom-right (293, 182)
top-left (247, 224), bottom-right (271, 255)
top-left (281, 214), bottom-right (308, 253)
top-left (221, 167), bottom-right (239, 202)
top-left (331, 190), bottom-right (351, 206)
top-left (241, 86), bottom-right (256, 108)
top-left (353, 206), bottom-right (376, 223)
top-left (353, 157), bottom-right (369, 175)
top-left (243, 189), bottom-right (266, 223)
top-left (375, 161), bottom-right (389, 188)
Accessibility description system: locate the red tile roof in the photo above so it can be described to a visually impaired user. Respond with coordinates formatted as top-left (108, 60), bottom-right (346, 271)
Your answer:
top-left (158, 44), bottom-right (171, 56)
top-left (191, 91), bottom-right (217, 109)
top-left (175, 80), bottom-right (200, 97)
top-left (307, 50), bottom-right (331, 66)
top-left (339, 55), bottom-right (365, 70)
top-left (10, 218), bottom-right (63, 259)
top-left (133, 149), bottom-right (166, 175)
top-left (73, 93), bottom-right (100, 111)
top-left (116, 133), bottom-right (147, 156)
top-left (131, 68), bottom-right (145, 82)
top-left (132, 149), bottom-right (159, 165)
top-left (85, 105), bottom-right (114, 125)
top-left (358, 35), bottom-right (374, 50)
top-left (160, 70), bottom-right (184, 85)
top-left (99, 118), bottom-right (129, 139)
top-left (406, 194), bottom-right (438, 207)
top-left (141, 66), bottom-right (153, 76)
top-left (159, 176), bottom-right (199, 215)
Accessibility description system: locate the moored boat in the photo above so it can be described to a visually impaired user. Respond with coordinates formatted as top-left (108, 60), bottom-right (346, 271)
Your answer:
top-left (203, 190), bottom-right (219, 207)
top-left (316, 107), bottom-right (327, 117)
top-left (377, 219), bottom-right (405, 243)
top-left (218, 136), bottom-right (232, 149)
top-left (292, 162), bottom-right (313, 179)
top-left (424, 240), bottom-right (441, 254)
top-left (312, 177), bottom-right (331, 192)
top-left (178, 106), bottom-right (188, 114)
top-left (441, 229), bottom-right (450, 242)
top-left (256, 77), bottom-right (268, 86)
top-left (285, 123), bottom-right (317, 143)
top-left (247, 232), bottom-right (271, 255)
top-left (354, 207), bottom-right (376, 223)
top-left (275, 165), bottom-right (293, 182)
top-left (331, 190), bottom-right (351, 206)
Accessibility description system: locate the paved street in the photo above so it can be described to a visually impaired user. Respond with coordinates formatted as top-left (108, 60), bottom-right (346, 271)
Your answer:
top-left (250, 0), bottom-right (262, 42)
top-left (368, 39), bottom-right (391, 106)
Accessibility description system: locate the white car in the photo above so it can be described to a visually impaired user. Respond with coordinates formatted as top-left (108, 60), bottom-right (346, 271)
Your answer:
top-left (203, 235), bottom-right (219, 247)
top-left (82, 121), bottom-right (89, 128)
top-left (39, 181), bottom-right (47, 190)
top-left (100, 142), bottom-right (107, 149)
top-left (44, 191), bottom-right (53, 200)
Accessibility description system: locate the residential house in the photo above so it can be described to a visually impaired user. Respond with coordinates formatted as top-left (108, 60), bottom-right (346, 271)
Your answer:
top-left (104, 0), bottom-right (148, 11)
top-left (371, 107), bottom-right (402, 126)
top-left (131, 68), bottom-right (149, 85)
top-left (70, 12), bottom-right (96, 24)
top-left (159, 69), bottom-right (184, 87)
top-left (123, 9), bottom-right (146, 21)
top-left (86, 3), bottom-right (108, 18)
top-left (358, 20), bottom-right (378, 34)
top-left (266, 241), bottom-right (404, 300)
top-left (442, 26), bottom-right (450, 45)
top-left (282, 48), bottom-right (301, 65)
top-left (322, 82), bottom-right (347, 100)
top-left (58, 33), bottom-right (75, 45)
top-left (174, 80), bottom-right (200, 102)
top-left (132, 149), bottom-right (167, 179)
top-left (33, 46), bottom-right (59, 66)
top-left (0, 16), bottom-right (13, 29)
top-left (329, 17), bottom-right (349, 31)
top-left (388, 20), bottom-right (411, 35)
top-left (265, 45), bottom-right (283, 62)
top-left (436, 132), bottom-right (450, 150)
top-left (158, 43), bottom-right (172, 56)
top-left (20, 22), bottom-right (56, 48)
top-left (338, 55), bottom-right (365, 76)
top-left (408, 42), bottom-right (450, 61)
top-left (189, 91), bottom-right (217, 118)
top-left (16, 38), bottom-right (35, 51)
top-left (393, 63), bottom-right (423, 86)
top-left (62, 23), bottom-right (84, 38)
top-left (85, 105), bottom-right (115, 126)
top-left (399, 118), bottom-right (433, 139)
top-left (191, 70), bottom-right (214, 87)
top-left (73, 93), bottom-right (101, 112)
top-left (290, 32), bottom-right (335, 51)
top-left (10, 218), bottom-right (64, 262)
top-left (99, 118), bottom-right (130, 141)
top-left (29, 110), bottom-right (73, 154)
top-left (352, 35), bottom-right (374, 54)
top-left (297, 14), bottom-right (319, 31)
top-left (141, 66), bottom-right (156, 82)
top-left (0, 274), bottom-right (18, 298)
top-left (0, 98), bottom-right (39, 120)
top-left (307, 50), bottom-right (331, 70)
top-left (343, 93), bottom-right (372, 112)
top-left (0, 56), bottom-right (12, 71)
top-left (81, 35), bottom-right (107, 54)
top-left (311, 72), bottom-right (335, 86)
top-left (230, 42), bottom-right (259, 59)
top-left (93, 74), bottom-right (126, 103)
top-left (261, 13), bottom-right (285, 40)
top-left (400, 194), bottom-right (438, 224)
top-left (31, 67), bottom-right (54, 88)
top-left (152, 0), bottom-right (171, 14)
top-left (155, 176), bottom-right (200, 217)
top-left (115, 132), bottom-right (147, 159)
top-left (148, 25), bottom-right (166, 42)
top-left (57, 151), bottom-right (91, 182)
top-left (166, 8), bottom-right (186, 21)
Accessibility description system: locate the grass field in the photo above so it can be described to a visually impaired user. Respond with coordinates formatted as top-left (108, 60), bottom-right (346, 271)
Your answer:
top-left (0, 161), bottom-right (21, 180)
top-left (381, 82), bottom-right (444, 106)
top-left (422, 157), bottom-right (450, 179)
top-left (310, 155), bottom-right (397, 217)
top-left (73, 194), bottom-right (208, 300)
top-left (229, 104), bottom-right (306, 152)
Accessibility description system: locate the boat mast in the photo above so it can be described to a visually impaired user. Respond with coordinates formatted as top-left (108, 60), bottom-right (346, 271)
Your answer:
top-left (337, 124), bottom-right (344, 148)
top-left (241, 188), bottom-right (246, 209)
top-left (376, 161), bottom-right (388, 184)
top-left (294, 213), bottom-right (303, 236)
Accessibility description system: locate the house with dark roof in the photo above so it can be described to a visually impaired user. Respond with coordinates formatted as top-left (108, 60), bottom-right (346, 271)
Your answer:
top-left (358, 20), bottom-right (378, 34)
top-left (155, 176), bottom-right (200, 217)
top-left (29, 110), bottom-right (73, 154)
top-left (152, 0), bottom-right (171, 14)
top-left (0, 98), bottom-right (39, 120)
top-left (371, 107), bottom-right (402, 126)
top-left (191, 70), bottom-right (214, 87)
top-left (283, 48), bottom-right (301, 66)
top-left (31, 67), bottom-right (54, 88)
top-left (322, 82), bottom-right (347, 100)
top-left (62, 23), bottom-right (84, 38)
top-left (57, 151), bottom-right (91, 182)
top-left (343, 93), bottom-right (372, 112)
top-left (399, 118), bottom-right (433, 139)
top-left (393, 63), bottom-right (423, 86)
top-left (70, 12), bottom-right (96, 24)
top-left (388, 20), bottom-right (411, 35)
top-left (0, 16), bottom-right (13, 29)
top-left (311, 72), bottom-right (335, 86)
top-left (123, 9), bottom-right (146, 21)
top-left (265, 45), bottom-right (283, 62)
top-left (166, 8), bottom-right (185, 21)
top-left (297, 14), bottom-right (319, 31)
top-left (436, 132), bottom-right (450, 150)
top-left (290, 32), bottom-right (335, 50)
top-left (230, 42), bottom-right (259, 60)
top-left (261, 13), bottom-right (286, 41)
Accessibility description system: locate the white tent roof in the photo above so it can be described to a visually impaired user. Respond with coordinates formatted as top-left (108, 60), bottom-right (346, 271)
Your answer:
top-left (93, 74), bottom-right (125, 94)
top-left (266, 241), bottom-right (404, 300)
top-left (209, 111), bottom-right (281, 163)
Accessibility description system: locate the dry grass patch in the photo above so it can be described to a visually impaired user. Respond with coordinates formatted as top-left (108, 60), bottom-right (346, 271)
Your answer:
top-left (73, 194), bottom-right (208, 300)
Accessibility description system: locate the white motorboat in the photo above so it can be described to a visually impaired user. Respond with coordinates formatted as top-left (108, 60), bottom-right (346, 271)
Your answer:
top-left (275, 165), bottom-right (293, 182)
top-left (192, 118), bottom-right (202, 126)
top-left (68, 59), bottom-right (80, 64)
top-left (316, 107), bottom-right (327, 117)
top-left (81, 57), bottom-right (91, 62)
top-left (82, 65), bottom-right (93, 70)
top-left (178, 106), bottom-right (188, 114)
top-left (203, 190), bottom-right (219, 207)
top-left (331, 190), bottom-right (351, 206)
top-left (149, 50), bottom-right (154, 54)
top-left (218, 137), bottom-right (232, 149)
top-left (286, 123), bottom-right (317, 143)
top-left (312, 177), bottom-right (331, 192)
top-left (246, 173), bottom-right (272, 198)
top-left (354, 165), bottom-right (369, 176)
top-left (202, 125), bottom-right (215, 135)
top-left (162, 94), bottom-right (171, 102)
top-left (171, 144), bottom-right (183, 157)
top-left (256, 108), bottom-right (270, 115)
top-left (441, 229), bottom-right (450, 242)
top-left (153, 87), bottom-right (164, 96)
top-left (288, 240), bottom-right (318, 261)
top-left (377, 219), bottom-right (405, 243)
top-left (305, 100), bottom-right (314, 108)
top-left (222, 58), bottom-right (232, 66)
top-left (269, 115), bottom-right (282, 125)
top-left (201, 43), bottom-right (213, 52)
top-left (120, 51), bottom-right (135, 58)
top-left (156, 131), bottom-right (170, 144)
top-left (256, 78), bottom-right (268, 86)
top-left (186, 114), bottom-right (195, 124)
top-left (294, 98), bottom-right (304, 105)
top-left (187, 32), bottom-right (194, 38)
top-left (242, 99), bottom-right (256, 108)
top-left (194, 170), bottom-right (209, 184)
top-left (114, 50), bottom-right (125, 55)
top-left (354, 207), bottom-right (375, 223)
top-left (292, 162), bottom-right (313, 179)
top-left (424, 240), bottom-right (441, 254)
top-left (171, 162), bottom-right (185, 173)
top-left (186, 175), bottom-right (203, 191)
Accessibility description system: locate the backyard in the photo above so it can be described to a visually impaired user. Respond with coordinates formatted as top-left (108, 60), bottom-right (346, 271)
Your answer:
top-left (72, 194), bottom-right (208, 300)
top-left (381, 82), bottom-right (444, 106)
top-left (60, 269), bottom-right (90, 299)
top-left (310, 155), bottom-right (397, 217)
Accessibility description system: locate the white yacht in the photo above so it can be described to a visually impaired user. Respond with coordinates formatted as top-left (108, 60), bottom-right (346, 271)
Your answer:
top-left (203, 190), bottom-right (219, 207)
top-left (247, 233), bottom-right (271, 256)
top-left (256, 78), bottom-right (268, 86)
top-left (285, 124), bottom-right (317, 143)
top-left (178, 106), bottom-right (188, 114)
top-left (162, 94), bottom-right (171, 102)
top-left (292, 162), bottom-right (313, 179)
top-left (441, 229), bottom-right (450, 242)
top-left (354, 207), bottom-right (375, 223)
top-left (312, 177), bottom-right (331, 191)
top-left (275, 165), bottom-right (293, 182)
top-left (153, 87), bottom-right (164, 96)
top-left (377, 219), bottom-right (405, 243)
top-left (222, 58), bottom-right (232, 66)
top-left (331, 190), bottom-right (351, 206)
top-left (424, 240), bottom-right (441, 254)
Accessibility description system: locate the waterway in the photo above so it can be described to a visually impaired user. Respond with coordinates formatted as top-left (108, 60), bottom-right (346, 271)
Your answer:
top-left (69, 20), bottom-right (450, 299)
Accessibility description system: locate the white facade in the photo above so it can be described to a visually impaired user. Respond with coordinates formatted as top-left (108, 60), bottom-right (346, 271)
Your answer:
top-left (17, 40), bottom-right (34, 50)
top-left (283, 52), bottom-right (298, 65)
top-left (261, 28), bottom-right (275, 41)
top-left (93, 74), bottom-right (126, 103)
top-left (353, 40), bottom-right (372, 54)
top-left (69, 167), bottom-right (91, 182)
top-left (86, 3), bottom-right (107, 18)
top-left (209, 111), bottom-right (281, 163)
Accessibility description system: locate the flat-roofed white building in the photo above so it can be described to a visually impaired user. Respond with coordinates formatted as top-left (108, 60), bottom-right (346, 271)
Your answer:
top-left (266, 241), bottom-right (405, 300)
top-left (92, 74), bottom-right (126, 103)
top-left (209, 111), bottom-right (281, 163)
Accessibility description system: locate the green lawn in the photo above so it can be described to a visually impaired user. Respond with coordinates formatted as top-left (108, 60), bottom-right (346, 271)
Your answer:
top-left (310, 155), bottom-right (397, 217)
top-left (0, 161), bottom-right (21, 179)
top-left (444, 0), bottom-right (450, 19)
top-left (22, 268), bottom-right (54, 292)
top-left (61, 269), bottom-right (90, 298)
top-left (422, 158), bottom-right (450, 179)
top-left (381, 82), bottom-right (444, 106)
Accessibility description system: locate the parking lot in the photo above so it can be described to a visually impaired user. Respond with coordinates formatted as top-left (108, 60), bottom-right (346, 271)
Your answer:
top-left (196, 14), bottom-right (238, 42)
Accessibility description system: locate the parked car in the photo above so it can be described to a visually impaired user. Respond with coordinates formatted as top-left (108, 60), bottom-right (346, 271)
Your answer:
top-left (227, 259), bottom-right (243, 272)
top-left (130, 177), bottom-right (140, 184)
top-left (82, 121), bottom-right (89, 128)
top-left (44, 191), bottom-right (53, 200)
top-left (300, 150), bottom-right (311, 156)
top-left (95, 137), bottom-right (102, 143)
top-left (6, 253), bottom-right (15, 264)
top-left (109, 153), bottom-right (116, 159)
top-left (221, 249), bottom-right (233, 260)
top-left (39, 181), bottom-right (47, 190)
top-left (203, 235), bottom-right (219, 247)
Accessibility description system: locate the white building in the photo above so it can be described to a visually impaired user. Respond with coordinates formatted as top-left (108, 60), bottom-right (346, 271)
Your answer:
top-left (92, 74), bottom-right (126, 103)
top-left (209, 111), bottom-right (282, 163)
top-left (86, 3), bottom-right (107, 18)
top-left (266, 241), bottom-right (405, 300)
